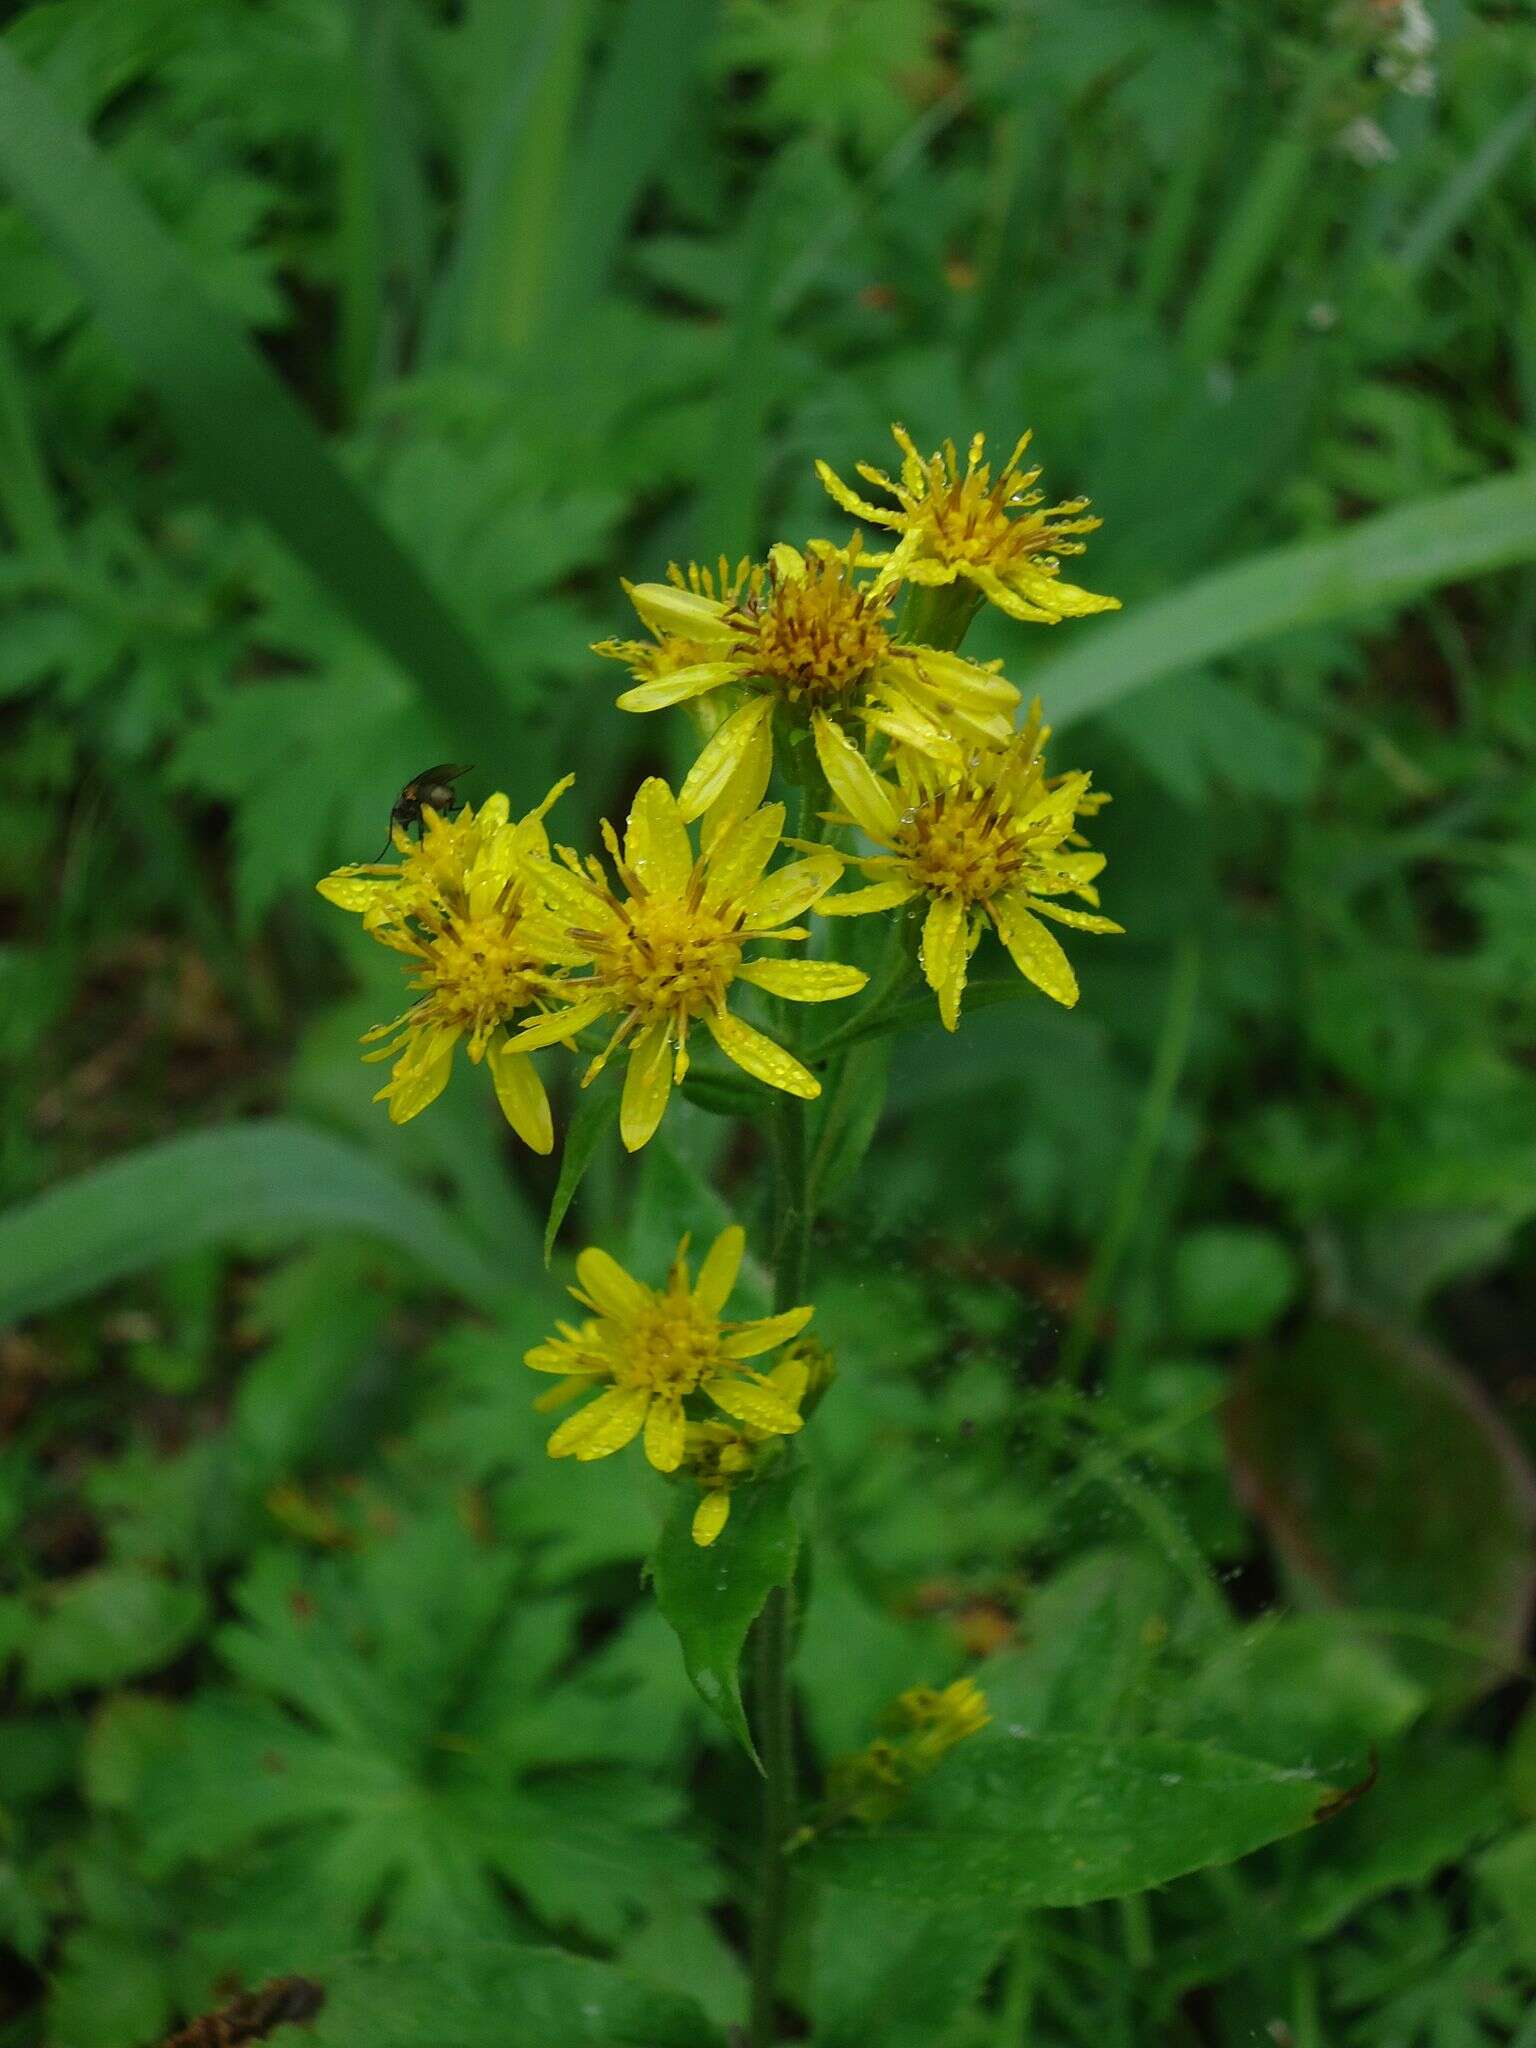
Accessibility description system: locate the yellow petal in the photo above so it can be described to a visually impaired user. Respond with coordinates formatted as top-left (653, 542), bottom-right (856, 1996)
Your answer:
top-left (1029, 901), bottom-right (1123, 934)
top-left (812, 714), bottom-right (900, 843)
top-left (508, 993), bottom-right (611, 1051)
top-left (573, 1246), bottom-right (651, 1322)
top-left (702, 803), bottom-right (784, 912)
top-left (377, 1030), bottom-right (457, 1123)
top-left (531, 1373), bottom-right (591, 1413)
top-left (736, 959), bottom-right (868, 1003)
top-left (486, 1040), bottom-right (553, 1153)
top-left (316, 869), bottom-right (392, 911)
top-left (720, 1305), bottom-right (814, 1358)
top-left (546, 1385), bottom-right (650, 1461)
top-left (814, 459), bottom-right (895, 528)
top-left (695, 1225), bottom-right (745, 1315)
top-left (989, 892), bottom-right (1079, 1006)
top-left (707, 1376), bottom-right (804, 1435)
top-left (816, 877), bottom-right (918, 917)
top-left (1009, 566), bottom-right (1121, 618)
top-left (620, 1021), bottom-right (675, 1150)
top-left (702, 710), bottom-right (776, 849)
top-left (740, 851), bottom-right (844, 929)
top-left (920, 896), bottom-right (969, 1032)
top-left (678, 695), bottom-right (775, 821)
top-left (616, 662), bottom-right (736, 714)
top-left (705, 1009), bottom-right (819, 1099)
top-left (644, 1398), bottom-right (687, 1473)
top-left (628, 580), bottom-right (731, 640)
top-left (624, 778), bottom-right (694, 897)
top-left (692, 1490), bottom-right (732, 1547)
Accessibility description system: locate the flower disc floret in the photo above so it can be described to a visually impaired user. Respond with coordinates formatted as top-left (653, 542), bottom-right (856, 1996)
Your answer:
top-left (315, 783), bottom-right (580, 1146)
top-left (814, 706), bottom-right (1121, 1027)
top-left (817, 424), bottom-right (1119, 626)
top-left (598, 544), bottom-right (1018, 825)
top-left (508, 777), bottom-right (866, 1150)
top-left (525, 1228), bottom-right (814, 1475)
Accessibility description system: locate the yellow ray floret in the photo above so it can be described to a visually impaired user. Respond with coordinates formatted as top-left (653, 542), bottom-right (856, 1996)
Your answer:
top-left (525, 1227), bottom-right (812, 1474)
top-left (817, 424), bottom-right (1119, 626)
top-left (684, 1348), bottom-right (815, 1546)
top-left (823, 1678), bottom-right (992, 1826)
top-left (596, 543), bottom-right (1018, 824)
top-left (315, 784), bottom-right (581, 1148)
top-left (508, 776), bottom-right (866, 1151)
top-left (814, 705), bottom-right (1120, 1025)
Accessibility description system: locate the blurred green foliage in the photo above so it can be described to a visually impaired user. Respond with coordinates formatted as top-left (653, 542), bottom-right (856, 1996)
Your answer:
top-left (2, 0), bottom-right (1536, 2041)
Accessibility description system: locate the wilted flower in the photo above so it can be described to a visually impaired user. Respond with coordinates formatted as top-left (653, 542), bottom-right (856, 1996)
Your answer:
top-left (823, 1678), bottom-right (992, 1825)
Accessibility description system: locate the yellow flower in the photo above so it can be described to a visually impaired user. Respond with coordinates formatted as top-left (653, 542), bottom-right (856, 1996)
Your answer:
top-left (814, 707), bottom-right (1120, 1024)
top-left (684, 1347), bottom-right (817, 1546)
top-left (315, 783), bottom-right (582, 1146)
top-left (597, 543), bottom-right (1018, 824)
top-left (525, 1226), bottom-right (813, 1474)
top-left (817, 424), bottom-right (1119, 626)
top-left (824, 1678), bottom-right (991, 1825)
top-left (896, 1677), bottom-right (993, 1763)
top-left (507, 777), bottom-right (866, 1151)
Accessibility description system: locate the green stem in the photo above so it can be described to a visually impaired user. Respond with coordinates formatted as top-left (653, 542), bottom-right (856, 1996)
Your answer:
top-left (747, 1577), bottom-right (796, 2047)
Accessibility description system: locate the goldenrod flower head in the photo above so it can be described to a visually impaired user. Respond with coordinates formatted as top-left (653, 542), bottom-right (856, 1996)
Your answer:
top-left (524, 1226), bottom-right (813, 1474)
top-left (315, 784), bottom-right (581, 1146)
top-left (598, 542), bottom-right (1018, 824)
top-left (508, 777), bottom-right (866, 1151)
top-left (817, 425), bottom-right (1119, 626)
top-left (683, 1339), bottom-right (834, 1546)
top-left (824, 1677), bottom-right (991, 1825)
top-left (814, 707), bottom-right (1120, 1025)
top-left (894, 1677), bottom-right (992, 1763)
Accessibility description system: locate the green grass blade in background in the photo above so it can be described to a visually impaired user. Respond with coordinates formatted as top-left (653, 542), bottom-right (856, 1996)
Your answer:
top-left (552, 0), bottom-right (718, 315)
top-left (427, 0), bottom-right (596, 362)
top-left (1034, 467), bottom-right (1536, 730)
top-left (0, 45), bottom-right (519, 762)
top-left (0, 1122), bottom-right (516, 1325)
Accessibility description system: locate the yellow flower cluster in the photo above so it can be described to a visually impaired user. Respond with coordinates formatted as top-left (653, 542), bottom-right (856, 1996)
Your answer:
top-left (317, 424), bottom-right (1119, 1150)
top-left (821, 1678), bottom-right (993, 1826)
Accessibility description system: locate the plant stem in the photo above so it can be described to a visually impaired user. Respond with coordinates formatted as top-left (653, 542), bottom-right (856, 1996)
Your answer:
top-left (747, 1576), bottom-right (796, 2047)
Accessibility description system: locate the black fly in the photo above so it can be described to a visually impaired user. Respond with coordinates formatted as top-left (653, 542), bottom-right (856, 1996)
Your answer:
top-left (374, 764), bottom-right (473, 860)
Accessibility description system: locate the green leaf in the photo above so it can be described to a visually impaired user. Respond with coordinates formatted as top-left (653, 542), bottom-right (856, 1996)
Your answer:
top-left (551, 0), bottom-right (719, 315)
top-left (1031, 467), bottom-right (1536, 730)
top-left (1477, 1825), bottom-right (1536, 1970)
top-left (545, 1076), bottom-right (620, 1265)
top-left (24, 1569), bottom-right (205, 1700)
top-left (809, 1893), bottom-right (1019, 2048)
top-left (650, 1471), bottom-right (800, 1766)
top-left (1170, 1225), bottom-right (1299, 1341)
top-left (1225, 1316), bottom-right (1536, 1701)
top-left (808, 1729), bottom-right (1338, 1906)
top-left (1292, 1736), bottom-right (1507, 1941)
top-left (307, 1943), bottom-right (726, 2048)
top-left (0, 1121), bottom-right (515, 1324)
top-left (0, 45), bottom-right (519, 762)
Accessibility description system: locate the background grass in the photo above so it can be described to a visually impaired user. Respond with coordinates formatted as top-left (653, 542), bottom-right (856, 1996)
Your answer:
top-left (2, 1), bottom-right (1536, 2042)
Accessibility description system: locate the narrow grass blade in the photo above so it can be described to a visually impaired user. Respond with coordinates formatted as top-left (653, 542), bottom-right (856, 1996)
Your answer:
top-left (0, 1122), bottom-right (515, 1324)
top-left (1033, 466), bottom-right (1536, 730)
top-left (552, 0), bottom-right (717, 314)
top-left (0, 46), bottom-right (518, 761)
